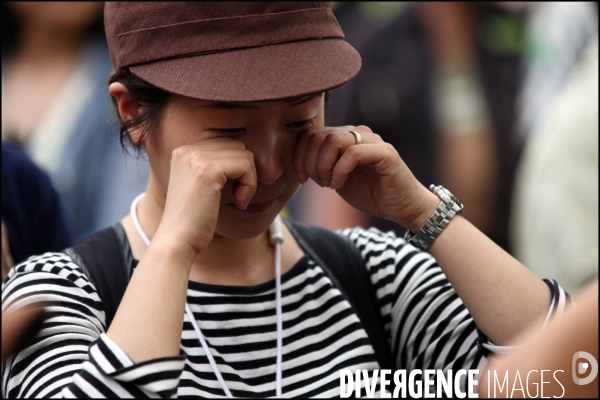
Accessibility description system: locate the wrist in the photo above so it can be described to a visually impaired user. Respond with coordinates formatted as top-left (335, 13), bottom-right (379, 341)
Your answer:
top-left (401, 188), bottom-right (441, 234)
top-left (147, 232), bottom-right (200, 268)
top-left (402, 185), bottom-right (464, 251)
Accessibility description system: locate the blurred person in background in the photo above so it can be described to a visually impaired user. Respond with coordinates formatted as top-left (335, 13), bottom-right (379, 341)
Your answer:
top-left (511, 2), bottom-right (598, 294)
top-left (419, 1), bottom-right (501, 243)
top-left (1, 1), bottom-right (150, 242)
top-left (2, 143), bottom-right (72, 282)
top-left (293, 2), bottom-right (526, 253)
top-left (514, 2), bottom-right (598, 146)
top-left (2, 142), bottom-right (71, 374)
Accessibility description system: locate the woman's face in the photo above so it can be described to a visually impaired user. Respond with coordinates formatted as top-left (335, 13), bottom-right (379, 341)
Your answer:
top-left (145, 93), bottom-right (325, 239)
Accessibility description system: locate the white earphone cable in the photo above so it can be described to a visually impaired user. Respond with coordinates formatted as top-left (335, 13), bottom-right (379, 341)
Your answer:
top-left (130, 193), bottom-right (283, 398)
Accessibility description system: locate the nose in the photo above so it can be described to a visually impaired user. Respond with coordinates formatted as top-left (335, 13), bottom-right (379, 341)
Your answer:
top-left (248, 133), bottom-right (285, 186)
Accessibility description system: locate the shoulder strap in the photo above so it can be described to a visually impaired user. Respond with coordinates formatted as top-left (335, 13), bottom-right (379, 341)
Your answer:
top-left (64, 223), bottom-right (132, 329)
top-left (63, 219), bottom-right (395, 370)
top-left (283, 218), bottom-right (395, 371)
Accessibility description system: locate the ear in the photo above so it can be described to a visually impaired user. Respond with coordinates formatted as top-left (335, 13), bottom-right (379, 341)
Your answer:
top-left (109, 82), bottom-right (145, 146)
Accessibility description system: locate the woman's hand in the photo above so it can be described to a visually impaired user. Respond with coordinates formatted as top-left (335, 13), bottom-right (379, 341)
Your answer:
top-left (294, 125), bottom-right (437, 231)
top-left (153, 137), bottom-right (257, 257)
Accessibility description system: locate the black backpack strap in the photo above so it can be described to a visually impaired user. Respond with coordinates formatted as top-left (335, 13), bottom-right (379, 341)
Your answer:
top-left (62, 219), bottom-right (394, 370)
top-left (64, 223), bottom-right (133, 329)
top-left (284, 218), bottom-right (395, 371)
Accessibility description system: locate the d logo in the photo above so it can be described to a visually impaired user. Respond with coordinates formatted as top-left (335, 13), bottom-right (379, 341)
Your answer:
top-left (572, 351), bottom-right (598, 385)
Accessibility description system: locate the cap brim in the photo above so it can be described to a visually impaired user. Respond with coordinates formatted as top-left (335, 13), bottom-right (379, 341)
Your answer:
top-left (129, 39), bottom-right (361, 102)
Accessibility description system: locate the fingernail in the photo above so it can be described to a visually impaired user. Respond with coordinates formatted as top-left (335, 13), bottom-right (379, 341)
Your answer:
top-left (330, 180), bottom-right (337, 189)
top-left (323, 180), bottom-right (330, 188)
top-left (297, 172), bottom-right (307, 183)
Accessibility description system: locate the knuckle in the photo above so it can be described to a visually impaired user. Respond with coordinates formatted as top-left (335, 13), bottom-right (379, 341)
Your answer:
top-left (171, 145), bottom-right (187, 159)
top-left (324, 133), bottom-right (340, 145)
top-left (356, 125), bottom-right (373, 133)
top-left (383, 143), bottom-right (397, 153)
top-left (193, 160), bottom-right (211, 177)
top-left (242, 158), bottom-right (253, 171)
top-left (383, 143), bottom-right (399, 157)
top-left (346, 145), bottom-right (360, 157)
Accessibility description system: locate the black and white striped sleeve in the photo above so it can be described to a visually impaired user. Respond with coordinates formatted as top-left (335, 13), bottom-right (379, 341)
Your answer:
top-left (340, 227), bottom-right (571, 373)
top-left (1, 252), bottom-right (186, 398)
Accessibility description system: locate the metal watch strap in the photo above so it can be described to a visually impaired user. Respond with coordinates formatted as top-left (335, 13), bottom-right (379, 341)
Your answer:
top-left (403, 185), bottom-right (464, 251)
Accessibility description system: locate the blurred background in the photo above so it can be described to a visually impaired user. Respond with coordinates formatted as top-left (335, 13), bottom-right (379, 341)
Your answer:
top-left (1, 2), bottom-right (597, 294)
top-left (1, 2), bottom-right (150, 245)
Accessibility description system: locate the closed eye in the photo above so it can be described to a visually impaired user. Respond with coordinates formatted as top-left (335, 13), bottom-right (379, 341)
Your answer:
top-left (215, 128), bottom-right (246, 136)
top-left (287, 119), bottom-right (315, 130)
top-left (214, 119), bottom-right (314, 136)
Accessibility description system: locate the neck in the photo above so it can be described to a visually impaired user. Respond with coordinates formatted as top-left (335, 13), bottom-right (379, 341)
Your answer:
top-left (135, 174), bottom-right (275, 286)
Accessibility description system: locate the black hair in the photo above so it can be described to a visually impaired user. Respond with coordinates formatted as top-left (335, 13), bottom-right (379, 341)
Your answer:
top-left (108, 68), bottom-right (332, 155)
top-left (108, 68), bottom-right (171, 156)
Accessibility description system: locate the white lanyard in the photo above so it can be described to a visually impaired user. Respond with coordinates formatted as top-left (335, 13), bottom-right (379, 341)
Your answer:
top-left (130, 193), bottom-right (284, 398)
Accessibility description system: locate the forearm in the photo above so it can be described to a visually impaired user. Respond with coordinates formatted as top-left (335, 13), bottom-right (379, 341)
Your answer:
top-left (428, 213), bottom-right (551, 345)
top-left (106, 239), bottom-right (195, 363)
top-left (400, 187), bottom-right (551, 345)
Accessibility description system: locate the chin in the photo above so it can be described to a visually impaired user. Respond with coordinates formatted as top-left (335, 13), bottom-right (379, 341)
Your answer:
top-left (214, 206), bottom-right (281, 240)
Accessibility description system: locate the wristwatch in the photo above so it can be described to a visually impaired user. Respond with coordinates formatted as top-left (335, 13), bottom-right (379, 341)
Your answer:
top-left (403, 185), bottom-right (464, 251)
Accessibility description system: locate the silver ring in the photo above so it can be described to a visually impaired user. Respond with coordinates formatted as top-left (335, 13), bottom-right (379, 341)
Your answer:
top-left (349, 130), bottom-right (363, 145)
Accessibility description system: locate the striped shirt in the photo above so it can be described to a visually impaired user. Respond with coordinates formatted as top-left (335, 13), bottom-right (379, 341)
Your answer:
top-left (1, 226), bottom-right (568, 398)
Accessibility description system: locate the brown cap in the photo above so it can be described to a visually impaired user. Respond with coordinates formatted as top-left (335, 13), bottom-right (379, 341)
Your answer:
top-left (104, 2), bottom-right (361, 102)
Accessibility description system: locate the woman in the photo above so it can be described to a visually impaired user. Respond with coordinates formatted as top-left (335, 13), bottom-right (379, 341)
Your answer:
top-left (1, 3), bottom-right (568, 398)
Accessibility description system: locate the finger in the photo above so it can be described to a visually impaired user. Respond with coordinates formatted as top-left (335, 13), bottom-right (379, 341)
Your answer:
top-left (355, 125), bottom-right (374, 134)
top-left (294, 126), bottom-right (349, 183)
top-left (222, 157), bottom-right (257, 209)
top-left (316, 131), bottom-right (356, 186)
top-left (196, 148), bottom-right (252, 162)
top-left (314, 128), bottom-right (380, 186)
top-left (202, 149), bottom-right (257, 207)
top-left (294, 128), bottom-right (313, 183)
top-left (303, 131), bottom-right (327, 186)
top-left (296, 126), bottom-right (376, 185)
top-left (331, 144), bottom-right (387, 189)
